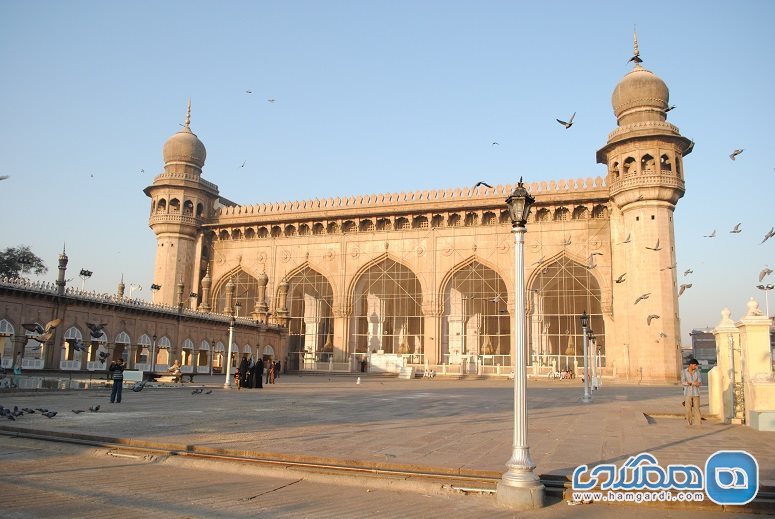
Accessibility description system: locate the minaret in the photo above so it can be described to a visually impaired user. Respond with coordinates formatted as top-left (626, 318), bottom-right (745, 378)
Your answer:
top-left (597, 34), bottom-right (693, 382)
top-left (144, 100), bottom-right (219, 306)
top-left (117, 274), bottom-right (125, 299)
top-left (56, 244), bottom-right (68, 296)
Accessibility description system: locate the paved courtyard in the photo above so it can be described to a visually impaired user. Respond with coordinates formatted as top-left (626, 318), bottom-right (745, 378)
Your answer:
top-left (1, 375), bottom-right (773, 515)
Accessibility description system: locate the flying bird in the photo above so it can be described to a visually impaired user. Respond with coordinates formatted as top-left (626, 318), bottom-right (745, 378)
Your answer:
top-left (491, 142), bottom-right (499, 146)
top-left (245, 90), bottom-right (252, 94)
top-left (761, 227), bottom-right (775, 244)
top-left (704, 230), bottom-right (716, 238)
top-left (760, 266), bottom-right (773, 282)
top-left (241, 160), bottom-right (246, 168)
top-left (267, 98), bottom-right (276, 103)
top-left (532, 256), bottom-right (545, 266)
top-left (730, 223), bottom-right (742, 234)
top-left (685, 140), bottom-right (695, 154)
top-left (473, 181), bottom-right (493, 189)
top-left (587, 252), bottom-right (603, 269)
top-left (85, 322), bottom-right (108, 339)
top-left (98, 351), bottom-right (109, 364)
top-left (73, 339), bottom-right (87, 352)
top-left (620, 233), bottom-right (631, 244)
top-left (615, 273), bottom-right (627, 284)
top-left (647, 314), bottom-right (660, 326)
top-left (678, 283), bottom-right (693, 297)
top-left (729, 149), bottom-right (744, 161)
top-left (140, 169), bottom-right (144, 174)
top-left (22, 318), bottom-right (62, 336)
top-left (0, 175), bottom-right (10, 181)
top-left (634, 293), bottom-right (651, 305)
top-left (660, 264), bottom-right (676, 271)
top-left (684, 268), bottom-right (694, 276)
top-left (563, 236), bottom-right (572, 246)
top-left (556, 112), bottom-right (576, 129)
top-left (665, 105), bottom-right (676, 112)
top-left (645, 239), bottom-right (661, 251)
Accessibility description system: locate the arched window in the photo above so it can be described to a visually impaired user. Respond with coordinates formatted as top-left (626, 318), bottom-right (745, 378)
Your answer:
top-left (591, 204), bottom-right (608, 219)
top-left (341, 221), bottom-right (356, 233)
top-left (412, 216), bottom-right (429, 229)
top-left (214, 270), bottom-right (261, 314)
top-left (554, 207), bottom-right (569, 221)
top-left (447, 214), bottom-right (461, 227)
top-left (611, 161), bottom-right (620, 179)
top-left (326, 222), bottom-right (339, 234)
top-left (258, 227), bottom-right (269, 238)
top-left (169, 198), bottom-right (181, 212)
top-left (196, 202), bottom-right (205, 218)
top-left (271, 226), bottom-right (282, 237)
top-left (623, 157), bottom-right (636, 176)
top-left (286, 267), bottom-right (335, 362)
top-left (660, 154), bottom-right (672, 173)
top-left (535, 208), bottom-right (550, 222)
top-left (219, 230), bottom-right (230, 240)
top-left (360, 219), bottom-right (375, 232)
top-left (299, 224), bottom-right (310, 236)
top-left (313, 223), bottom-right (325, 235)
top-left (183, 200), bottom-right (194, 216)
top-left (244, 228), bottom-right (256, 239)
top-left (376, 218), bottom-right (392, 231)
top-left (641, 154), bottom-right (655, 172)
top-left (156, 198), bottom-right (167, 213)
top-left (431, 215), bottom-right (444, 228)
top-left (232, 229), bottom-right (242, 240)
top-left (285, 224), bottom-right (297, 236)
top-left (482, 212), bottom-right (496, 225)
top-left (395, 217), bottom-right (409, 230)
top-left (464, 212), bottom-right (478, 226)
top-left (572, 206), bottom-right (588, 220)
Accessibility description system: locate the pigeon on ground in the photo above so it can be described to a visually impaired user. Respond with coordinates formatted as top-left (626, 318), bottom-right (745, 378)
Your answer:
top-left (131, 381), bottom-right (146, 392)
top-left (191, 388), bottom-right (203, 395)
top-left (43, 411), bottom-right (57, 418)
top-left (22, 408), bottom-right (35, 414)
top-left (72, 409), bottom-right (85, 414)
top-left (6, 414), bottom-right (15, 421)
top-left (89, 405), bottom-right (100, 412)
top-left (205, 390), bottom-right (213, 395)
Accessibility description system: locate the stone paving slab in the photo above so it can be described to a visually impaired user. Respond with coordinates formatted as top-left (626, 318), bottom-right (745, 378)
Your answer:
top-left (1, 375), bottom-right (773, 490)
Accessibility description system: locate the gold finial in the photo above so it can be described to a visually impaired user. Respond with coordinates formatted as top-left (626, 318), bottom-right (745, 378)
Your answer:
top-left (184, 98), bottom-right (191, 129)
top-left (629, 27), bottom-right (643, 66)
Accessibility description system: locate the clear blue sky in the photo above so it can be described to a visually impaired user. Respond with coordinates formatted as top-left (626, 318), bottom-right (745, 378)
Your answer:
top-left (1, 0), bottom-right (773, 344)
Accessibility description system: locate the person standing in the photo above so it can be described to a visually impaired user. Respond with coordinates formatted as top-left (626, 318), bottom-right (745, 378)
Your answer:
top-left (681, 359), bottom-right (702, 426)
top-left (255, 357), bottom-right (264, 388)
top-left (274, 360), bottom-right (281, 381)
top-left (265, 359), bottom-right (272, 385)
top-left (239, 357), bottom-right (249, 390)
top-left (109, 358), bottom-right (125, 403)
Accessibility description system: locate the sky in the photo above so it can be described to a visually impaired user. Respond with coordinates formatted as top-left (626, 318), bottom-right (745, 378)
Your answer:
top-left (1, 0), bottom-right (773, 344)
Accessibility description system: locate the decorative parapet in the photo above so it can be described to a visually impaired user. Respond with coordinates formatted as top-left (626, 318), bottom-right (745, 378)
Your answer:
top-left (607, 121), bottom-right (682, 142)
top-left (215, 177), bottom-right (608, 220)
top-left (151, 171), bottom-right (219, 192)
top-left (0, 277), bottom-right (281, 330)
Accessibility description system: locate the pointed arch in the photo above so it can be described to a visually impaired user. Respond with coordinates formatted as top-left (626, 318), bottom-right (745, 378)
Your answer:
top-left (439, 257), bottom-right (510, 362)
top-left (282, 263), bottom-right (336, 359)
top-left (212, 267), bottom-right (261, 314)
top-left (347, 253), bottom-right (424, 355)
top-left (526, 252), bottom-right (607, 371)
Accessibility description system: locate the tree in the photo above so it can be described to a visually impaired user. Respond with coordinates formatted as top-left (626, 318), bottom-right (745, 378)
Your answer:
top-left (0, 245), bottom-right (48, 279)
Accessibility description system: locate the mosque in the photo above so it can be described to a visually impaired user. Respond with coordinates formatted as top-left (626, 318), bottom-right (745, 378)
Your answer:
top-left (144, 38), bottom-right (692, 382)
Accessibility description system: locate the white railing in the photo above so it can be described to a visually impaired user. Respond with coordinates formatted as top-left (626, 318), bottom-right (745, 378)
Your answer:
top-left (87, 361), bottom-right (108, 371)
top-left (60, 360), bottom-right (81, 370)
top-left (21, 358), bottom-right (44, 369)
top-left (181, 365), bottom-right (194, 373)
top-left (1, 358), bottom-right (12, 369)
top-left (134, 362), bottom-right (151, 372)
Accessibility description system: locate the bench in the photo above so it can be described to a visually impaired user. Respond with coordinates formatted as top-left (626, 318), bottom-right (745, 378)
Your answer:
top-left (123, 370), bottom-right (143, 385)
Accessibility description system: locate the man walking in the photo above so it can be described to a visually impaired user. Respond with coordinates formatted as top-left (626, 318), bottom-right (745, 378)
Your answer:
top-left (681, 359), bottom-right (702, 426)
top-left (109, 358), bottom-right (125, 403)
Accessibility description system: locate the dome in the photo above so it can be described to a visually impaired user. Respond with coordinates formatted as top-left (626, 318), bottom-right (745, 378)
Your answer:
top-left (163, 127), bottom-right (206, 169)
top-left (162, 101), bottom-right (206, 169)
top-left (611, 65), bottom-right (669, 122)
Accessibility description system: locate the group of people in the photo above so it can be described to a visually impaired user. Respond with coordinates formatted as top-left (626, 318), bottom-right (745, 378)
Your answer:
top-left (236, 357), bottom-right (281, 389)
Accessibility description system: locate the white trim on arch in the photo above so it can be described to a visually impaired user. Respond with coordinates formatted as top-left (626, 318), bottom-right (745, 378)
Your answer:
top-left (199, 340), bottom-right (211, 351)
top-left (262, 345), bottom-right (275, 357)
top-left (0, 319), bottom-right (15, 335)
top-left (182, 338), bottom-right (194, 349)
top-left (115, 331), bottom-right (131, 344)
top-left (157, 336), bottom-right (171, 348)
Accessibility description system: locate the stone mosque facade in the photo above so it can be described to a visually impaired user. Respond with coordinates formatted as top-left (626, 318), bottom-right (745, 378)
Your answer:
top-left (146, 46), bottom-right (692, 382)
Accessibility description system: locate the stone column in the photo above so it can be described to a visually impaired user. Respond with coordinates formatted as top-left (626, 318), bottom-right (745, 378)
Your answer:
top-left (737, 298), bottom-right (773, 427)
top-left (276, 279), bottom-right (289, 327)
top-left (712, 308), bottom-right (740, 421)
top-left (253, 271), bottom-right (269, 321)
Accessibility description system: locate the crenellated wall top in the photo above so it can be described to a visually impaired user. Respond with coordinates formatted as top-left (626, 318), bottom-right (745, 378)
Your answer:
top-left (215, 177), bottom-right (607, 220)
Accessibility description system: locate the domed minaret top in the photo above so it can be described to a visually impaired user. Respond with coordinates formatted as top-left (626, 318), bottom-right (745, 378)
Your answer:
top-left (162, 99), bottom-right (207, 174)
top-left (611, 31), bottom-right (670, 127)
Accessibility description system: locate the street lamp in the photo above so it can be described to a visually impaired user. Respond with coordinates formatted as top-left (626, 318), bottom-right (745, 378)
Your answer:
top-left (223, 298), bottom-right (241, 389)
top-left (79, 269), bottom-right (93, 290)
top-left (580, 311), bottom-right (592, 403)
top-left (588, 330), bottom-right (597, 390)
top-left (756, 284), bottom-right (773, 318)
top-left (496, 178), bottom-right (544, 510)
top-left (129, 283), bottom-right (142, 298)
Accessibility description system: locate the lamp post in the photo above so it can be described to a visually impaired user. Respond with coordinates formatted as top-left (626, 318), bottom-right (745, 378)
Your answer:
top-left (79, 269), bottom-right (93, 290)
top-left (129, 283), bottom-right (142, 298)
top-left (496, 178), bottom-right (544, 510)
top-left (756, 284), bottom-right (773, 318)
top-left (580, 311), bottom-right (592, 402)
top-left (588, 330), bottom-right (597, 390)
top-left (223, 298), bottom-right (241, 389)
top-left (150, 283), bottom-right (161, 303)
